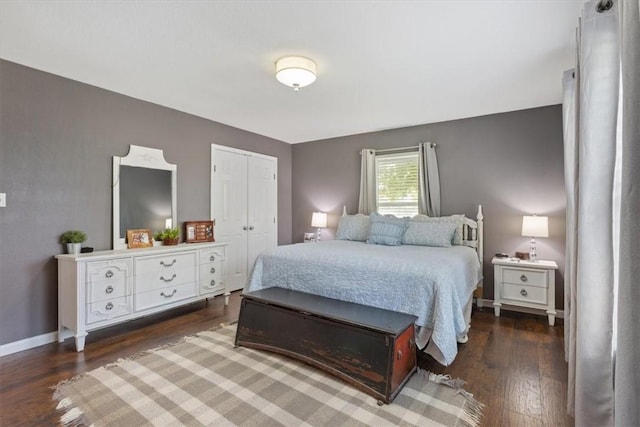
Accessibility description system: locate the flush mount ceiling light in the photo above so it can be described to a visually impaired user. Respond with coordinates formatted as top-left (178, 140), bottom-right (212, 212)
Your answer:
top-left (275, 56), bottom-right (317, 92)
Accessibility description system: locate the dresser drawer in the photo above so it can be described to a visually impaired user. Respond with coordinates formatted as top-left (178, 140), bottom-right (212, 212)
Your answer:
top-left (502, 267), bottom-right (547, 287)
top-left (87, 297), bottom-right (131, 324)
top-left (200, 262), bottom-right (224, 294)
top-left (134, 252), bottom-right (197, 294)
top-left (501, 283), bottom-right (547, 306)
top-left (135, 252), bottom-right (197, 276)
top-left (87, 259), bottom-right (131, 285)
top-left (199, 247), bottom-right (225, 263)
top-left (134, 282), bottom-right (197, 312)
top-left (88, 280), bottom-right (127, 303)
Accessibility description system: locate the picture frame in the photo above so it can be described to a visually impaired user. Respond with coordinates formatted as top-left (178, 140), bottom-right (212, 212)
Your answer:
top-left (303, 232), bottom-right (316, 243)
top-left (184, 220), bottom-right (215, 243)
top-left (126, 228), bottom-right (154, 249)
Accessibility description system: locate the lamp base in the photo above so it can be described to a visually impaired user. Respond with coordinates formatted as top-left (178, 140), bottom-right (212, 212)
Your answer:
top-left (529, 237), bottom-right (538, 262)
top-left (315, 228), bottom-right (321, 242)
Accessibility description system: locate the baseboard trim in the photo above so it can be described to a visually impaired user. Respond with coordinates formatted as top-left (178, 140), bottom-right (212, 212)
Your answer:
top-left (477, 298), bottom-right (564, 319)
top-left (0, 331), bottom-right (58, 357)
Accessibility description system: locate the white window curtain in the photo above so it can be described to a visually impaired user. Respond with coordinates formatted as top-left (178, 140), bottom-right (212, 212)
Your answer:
top-left (357, 149), bottom-right (376, 214)
top-left (418, 142), bottom-right (440, 217)
top-left (562, 1), bottom-right (639, 425)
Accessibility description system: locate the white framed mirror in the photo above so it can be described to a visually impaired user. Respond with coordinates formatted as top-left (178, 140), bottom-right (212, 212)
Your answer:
top-left (113, 145), bottom-right (177, 250)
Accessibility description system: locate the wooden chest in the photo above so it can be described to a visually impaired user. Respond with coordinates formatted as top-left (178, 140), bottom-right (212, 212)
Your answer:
top-left (235, 288), bottom-right (418, 403)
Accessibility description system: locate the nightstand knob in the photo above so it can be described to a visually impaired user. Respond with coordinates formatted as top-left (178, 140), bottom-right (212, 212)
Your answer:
top-left (520, 274), bottom-right (528, 282)
top-left (520, 289), bottom-right (528, 297)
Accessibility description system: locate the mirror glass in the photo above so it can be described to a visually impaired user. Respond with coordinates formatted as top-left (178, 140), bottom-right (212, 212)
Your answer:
top-left (113, 145), bottom-right (176, 249)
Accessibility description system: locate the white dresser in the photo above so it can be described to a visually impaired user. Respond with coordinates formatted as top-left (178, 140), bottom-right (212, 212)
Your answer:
top-left (56, 242), bottom-right (228, 351)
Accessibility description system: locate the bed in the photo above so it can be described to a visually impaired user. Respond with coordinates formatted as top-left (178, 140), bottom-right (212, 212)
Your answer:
top-left (244, 206), bottom-right (484, 366)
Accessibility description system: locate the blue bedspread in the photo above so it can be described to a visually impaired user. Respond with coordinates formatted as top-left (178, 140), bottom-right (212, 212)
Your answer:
top-left (245, 240), bottom-right (482, 365)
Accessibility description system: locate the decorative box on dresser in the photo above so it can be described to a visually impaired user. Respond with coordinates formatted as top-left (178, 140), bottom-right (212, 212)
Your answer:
top-left (492, 257), bottom-right (559, 325)
top-left (56, 242), bottom-right (228, 351)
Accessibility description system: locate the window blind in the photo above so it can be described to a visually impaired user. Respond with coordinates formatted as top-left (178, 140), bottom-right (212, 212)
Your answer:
top-left (375, 152), bottom-right (419, 217)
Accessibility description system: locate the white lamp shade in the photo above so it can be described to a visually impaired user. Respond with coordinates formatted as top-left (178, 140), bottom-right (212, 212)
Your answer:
top-left (311, 212), bottom-right (327, 228)
top-left (276, 56), bottom-right (317, 89)
top-left (522, 215), bottom-right (549, 238)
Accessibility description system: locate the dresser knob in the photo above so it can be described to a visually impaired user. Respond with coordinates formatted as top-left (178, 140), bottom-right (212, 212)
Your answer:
top-left (520, 274), bottom-right (528, 282)
top-left (105, 285), bottom-right (114, 294)
top-left (160, 274), bottom-right (177, 282)
top-left (105, 270), bottom-right (114, 279)
top-left (209, 255), bottom-right (216, 261)
top-left (160, 259), bottom-right (177, 267)
top-left (105, 302), bottom-right (114, 310)
top-left (520, 289), bottom-right (528, 297)
top-left (210, 279), bottom-right (216, 287)
top-left (210, 267), bottom-right (216, 274)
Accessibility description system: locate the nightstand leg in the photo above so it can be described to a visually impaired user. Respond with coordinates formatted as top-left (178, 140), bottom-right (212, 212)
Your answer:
top-left (493, 303), bottom-right (501, 317)
top-left (547, 311), bottom-right (556, 326)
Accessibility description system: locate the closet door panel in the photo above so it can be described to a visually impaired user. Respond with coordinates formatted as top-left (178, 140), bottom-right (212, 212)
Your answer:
top-left (211, 148), bottom-right (248, 292)
top-left (247, 156), bottom-right (277, 271)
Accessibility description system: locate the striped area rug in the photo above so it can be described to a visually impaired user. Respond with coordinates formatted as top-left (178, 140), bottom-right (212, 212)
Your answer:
top-left (53, 324), bottom-right (483, 426)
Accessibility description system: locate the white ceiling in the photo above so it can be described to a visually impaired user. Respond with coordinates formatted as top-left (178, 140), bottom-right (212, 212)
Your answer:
top-left (0, 1), bottom-right (584, 144)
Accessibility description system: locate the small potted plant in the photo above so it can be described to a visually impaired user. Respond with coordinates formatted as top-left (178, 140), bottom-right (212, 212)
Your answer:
top-left (154, 227), bottom-right (180, 245)
top-left (59, 230), bottom-right (87, 254)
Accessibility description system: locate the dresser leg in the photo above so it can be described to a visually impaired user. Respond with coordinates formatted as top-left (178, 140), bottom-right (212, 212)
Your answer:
top-left (75, 334), bottom-right (87, 352)
top-left (547, 311), bottom-right (556, 326)
top-left (493, 303), bottom-right (501, 317)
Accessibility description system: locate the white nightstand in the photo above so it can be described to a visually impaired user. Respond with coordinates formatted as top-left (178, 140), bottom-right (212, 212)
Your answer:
top-left (492, 257), bottom-right (559, 325)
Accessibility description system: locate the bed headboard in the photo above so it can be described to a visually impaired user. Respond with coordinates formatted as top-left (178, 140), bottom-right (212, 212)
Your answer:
top-left (341, 204), bottom-right (484, 266)
top-left (462, 205), bottom-right (484, 267)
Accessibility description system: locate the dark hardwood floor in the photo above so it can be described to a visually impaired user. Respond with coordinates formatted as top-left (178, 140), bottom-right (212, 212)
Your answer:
top-left (0, 292), bottom-right (572, 426)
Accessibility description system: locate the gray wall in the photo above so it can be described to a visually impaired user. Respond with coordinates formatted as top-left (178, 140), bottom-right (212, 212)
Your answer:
top-left (0, 60), bottom-right (292, 345)
top-left (292, 106), bottom-right (566, 306)
top-left (0, 58), bottom-right (566, 347)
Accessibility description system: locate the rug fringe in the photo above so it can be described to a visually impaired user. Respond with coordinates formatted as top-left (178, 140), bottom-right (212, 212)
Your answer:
top-left (418, 368), bottom-right (485, 427)
top-left (53, 392), bottom-right (89, 426)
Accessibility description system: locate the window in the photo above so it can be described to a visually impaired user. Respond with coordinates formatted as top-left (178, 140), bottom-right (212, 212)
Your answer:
top-left (375, 152), bottom-right (419, 217)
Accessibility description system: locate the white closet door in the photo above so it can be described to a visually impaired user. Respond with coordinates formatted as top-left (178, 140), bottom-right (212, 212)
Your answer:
top-left (211, 148), bottom-right (248, 292)
top-left (247, 155), bottom-right (277, 273)
top-left (211, 145), bottom-right (277, 294)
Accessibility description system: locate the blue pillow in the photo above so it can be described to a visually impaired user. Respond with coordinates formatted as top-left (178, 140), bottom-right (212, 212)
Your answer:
top-left (402, 221), bottom-right (457, 247)
top-left (366, 213), bottom-right (409, 246)
top-left (336, 215), bottom-right (369, 242)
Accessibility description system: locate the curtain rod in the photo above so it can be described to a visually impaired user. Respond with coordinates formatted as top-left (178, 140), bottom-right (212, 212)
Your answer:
top-left (374, 142), bottom-right (437, 154)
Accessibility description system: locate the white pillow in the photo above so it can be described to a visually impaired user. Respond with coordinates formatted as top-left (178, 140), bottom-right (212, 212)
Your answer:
top-left (336, 214), bottom-right (369, 242)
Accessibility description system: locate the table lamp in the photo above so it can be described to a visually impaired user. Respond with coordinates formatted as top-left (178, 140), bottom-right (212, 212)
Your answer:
top-left (311, 212), bottom-right (328, 242)
top-left (521, 215), bottom-right (548, 262)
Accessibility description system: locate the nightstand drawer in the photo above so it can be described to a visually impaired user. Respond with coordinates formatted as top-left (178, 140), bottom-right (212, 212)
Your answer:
top-left (502, 268), bottom-right (547, 287)
top-left (502, 283), bottom-right (547, 305)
